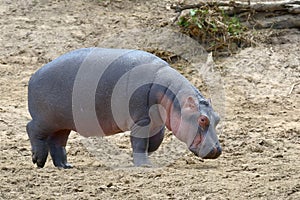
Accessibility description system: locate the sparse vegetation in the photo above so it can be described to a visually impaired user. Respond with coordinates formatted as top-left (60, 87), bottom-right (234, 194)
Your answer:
top-left (177, 5), bottom-right (254, 57)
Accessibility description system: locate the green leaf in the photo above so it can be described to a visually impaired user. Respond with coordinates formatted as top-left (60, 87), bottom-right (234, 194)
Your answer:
top-left (178, 17), bottom-right (190, 27)
top-left (196, 22), bottom-right (203, 29)
top-left (190, 9), bottom-right (197, 17)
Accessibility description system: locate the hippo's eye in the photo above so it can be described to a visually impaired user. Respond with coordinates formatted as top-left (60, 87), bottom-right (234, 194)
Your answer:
top-left (198, 115), bottom-right (210, 128)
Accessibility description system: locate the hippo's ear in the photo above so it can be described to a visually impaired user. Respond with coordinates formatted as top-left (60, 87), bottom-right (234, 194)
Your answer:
top-left (183, 96), bottom-right (198, 111)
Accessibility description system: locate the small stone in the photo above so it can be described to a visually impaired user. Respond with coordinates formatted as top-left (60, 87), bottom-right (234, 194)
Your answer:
top-left (107, 182), bottom-right (113, 188)
top-left (272, 154), bottom-right (283, 158)
top-left (185, 158), bottom-right (196, 164)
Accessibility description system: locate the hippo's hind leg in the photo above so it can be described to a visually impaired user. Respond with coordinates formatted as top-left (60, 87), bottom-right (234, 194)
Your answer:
top-left (26, 120), bottom-right (50, 168)
top-left (47, 130), bottom-right (72, 169)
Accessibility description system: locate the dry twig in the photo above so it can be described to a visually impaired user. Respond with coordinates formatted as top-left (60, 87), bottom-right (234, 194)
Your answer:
top-left (288, 81), bottom-right (300, 95)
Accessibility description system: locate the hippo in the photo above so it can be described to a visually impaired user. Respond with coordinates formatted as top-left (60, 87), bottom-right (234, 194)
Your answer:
top-left (26, 47), bottom-right (222, 168)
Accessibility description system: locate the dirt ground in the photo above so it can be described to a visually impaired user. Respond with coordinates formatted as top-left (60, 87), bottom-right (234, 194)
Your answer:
top-left (0, 0), bottom-right (299, 199)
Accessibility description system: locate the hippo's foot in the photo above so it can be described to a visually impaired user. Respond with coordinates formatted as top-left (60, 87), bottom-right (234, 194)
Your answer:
top-left (133, 153), bottom-right (152, 167)
top-left (47, 130), bottom-right (72, 169)
top-left (27, 121), bottom-right (49, 168)
top-left (31, 141), bottom-right (49, 168)
top-left (48, 145), bottom-right (73, 169)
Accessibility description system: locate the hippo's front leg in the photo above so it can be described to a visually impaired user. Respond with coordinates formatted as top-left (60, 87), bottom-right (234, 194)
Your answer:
top-left (47, 130), bottom-right (72, 169)
top-left (147, 127), bottom-right (165, 155)
top-left (130, 135), bottom-right (151, 167)
top-left (130, 123), bottom-right (165, 167)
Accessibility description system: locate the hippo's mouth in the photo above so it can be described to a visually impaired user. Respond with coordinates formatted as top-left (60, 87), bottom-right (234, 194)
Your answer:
top-left (189, 133), bottom-right (202, 156)
top-left (189, 131), bottom-right (222, 159)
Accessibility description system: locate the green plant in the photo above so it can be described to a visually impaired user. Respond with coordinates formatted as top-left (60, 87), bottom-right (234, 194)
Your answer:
top-left (178, 5), bottom-right (252, 56)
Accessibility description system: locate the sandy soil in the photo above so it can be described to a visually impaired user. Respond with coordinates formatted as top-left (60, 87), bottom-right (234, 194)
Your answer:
top-left (0, 0), bottom-right (299, 199)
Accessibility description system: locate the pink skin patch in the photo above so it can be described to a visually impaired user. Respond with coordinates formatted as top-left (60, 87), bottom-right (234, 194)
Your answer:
top-left (190, 133), bottom-right (202, 150)
top-left (189, 115), bottom-right (210, 154)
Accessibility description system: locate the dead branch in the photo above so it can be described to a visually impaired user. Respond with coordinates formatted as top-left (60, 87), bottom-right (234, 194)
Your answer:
top-left (171, 1), bottom-right (300, 29)
top-left (171, 1), bottom-right (300, 15)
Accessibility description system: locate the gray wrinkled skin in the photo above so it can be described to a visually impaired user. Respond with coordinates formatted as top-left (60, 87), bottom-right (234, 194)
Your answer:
top-left (26, 48), bottom-right (222, 168)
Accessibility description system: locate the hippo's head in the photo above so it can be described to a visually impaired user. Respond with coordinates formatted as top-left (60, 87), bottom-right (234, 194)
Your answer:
top-left (172, 96), bottom-right (222, 159)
